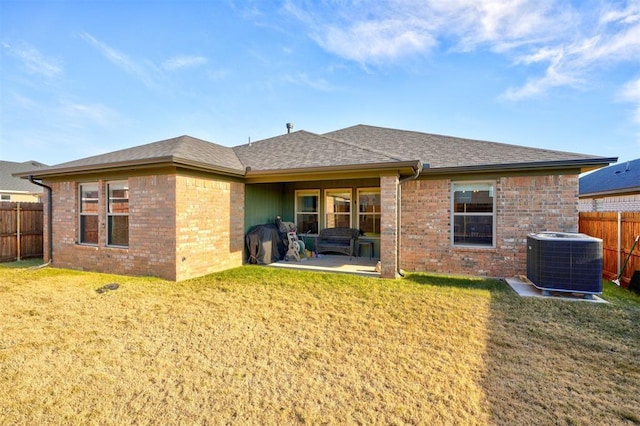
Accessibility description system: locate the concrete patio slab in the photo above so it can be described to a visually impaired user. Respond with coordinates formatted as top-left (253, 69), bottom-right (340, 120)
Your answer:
top-left (268, 255), bottom-right (380, 277)
top-left (505, 276), bottom-right (607, 303)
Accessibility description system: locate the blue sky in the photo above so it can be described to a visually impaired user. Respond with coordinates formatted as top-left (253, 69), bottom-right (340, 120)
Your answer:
top-left (1, 0), bottom-right (639, 166)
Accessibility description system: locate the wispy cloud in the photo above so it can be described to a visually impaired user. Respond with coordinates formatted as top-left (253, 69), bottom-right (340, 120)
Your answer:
top-left (284, 0), bottom-right (640, 101)
top-left (2, 90), bottom-right (122, 160)
top-left (317, 18), bottom-right (436, 64)
top-left (618, 77), bottom-right (640, 124)
top-left (2, 41), bottom-right (63, 78)
top-left (80, 32), bottom-right (161, 88)
top-left (503, 3), bottom-right (640, 100)
top-left (284, 1), bottom-right (436, 64)
top-left (284, 0), bottom-right (564, 63)
top-left (162, 55), bottom-right (207, 71)
top-left (283, 72), bottom-right (333, 91)
top-left (426, 0), bottom-right (567, 52)
top-left (59, 100), bottom-right (117, 127)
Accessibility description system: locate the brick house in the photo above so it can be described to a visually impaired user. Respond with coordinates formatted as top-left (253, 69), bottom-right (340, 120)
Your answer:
top-left (17, 124), bottom-right (615, 281)
top-left (1, 160), bottom-right (47, 202)
top-left (579, 158), bottom-right (640, 212)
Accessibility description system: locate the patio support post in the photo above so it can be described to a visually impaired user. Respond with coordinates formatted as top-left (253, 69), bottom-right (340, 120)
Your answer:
top-left (380, 173), bottom-right (399, 278)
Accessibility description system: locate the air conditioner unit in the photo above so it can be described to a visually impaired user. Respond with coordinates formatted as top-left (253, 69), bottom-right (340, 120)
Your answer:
top-left (527, 232), bottom-right (603, 298)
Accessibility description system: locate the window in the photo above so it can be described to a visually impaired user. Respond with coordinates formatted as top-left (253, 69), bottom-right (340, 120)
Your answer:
top-left (452, 182), bottom-right (495, 247)
top-left (357, 188), bottom-right (381, 236)
top-left (325, 189), bottom-right (351, 228)
top-left (79, 183), bottom-right (99, 245)
top-left (1, 194), bottom-right (10, 201)
top-left (594, 199), bottom-right (604, 212)
top-left (295, 190), bottom-right (319, 234)
top-left (107, 181), bottom-right (129, 247)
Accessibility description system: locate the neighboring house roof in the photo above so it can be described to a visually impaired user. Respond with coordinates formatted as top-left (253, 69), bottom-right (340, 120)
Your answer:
top-left (579, 158), bottom-right (640, 196)
top-left (1, 160), bottom-right (48, 193)
top-left (15, 125), bottom-right (617, 180)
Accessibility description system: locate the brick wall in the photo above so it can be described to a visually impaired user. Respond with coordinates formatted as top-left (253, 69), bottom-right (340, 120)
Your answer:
top-left (175, 174), bottom-right (245, 281)
top-left (400, 174), bottom-right (579, 278)
top-left (46, 172), bottom-right (245, 281)
top-left (579, 194), bottom-right (640, 212)
top-left (128, 175), bottom-right (177, 279)
top-left (44, 168), bottom-right (579, 281)
top-left (48, 175), bottom-right (177, 280)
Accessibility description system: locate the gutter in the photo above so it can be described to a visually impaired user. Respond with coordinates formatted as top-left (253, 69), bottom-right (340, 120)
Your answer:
top-left (28, 176), bottom-right (53, 265)
top-left (419, 157), bottom-right (618, 176)
top-left (579, 186), bottom-right (640, 198)
top-left (15, 156), bottom-right (247, 180)
top-left (396, 161), bottom-right (425, 277)
top-left (244, 160), bottom-right (422, 178)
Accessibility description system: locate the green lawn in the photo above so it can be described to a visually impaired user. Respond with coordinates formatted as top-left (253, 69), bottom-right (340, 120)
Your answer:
top-left (1, 262), bottom-right (639, 425)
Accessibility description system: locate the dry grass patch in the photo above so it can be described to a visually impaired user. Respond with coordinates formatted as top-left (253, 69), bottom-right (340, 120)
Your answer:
top-left (1, 262), bottom-right (639, 425)
top-left (1, 265), bottom-right (494, 424)
top-left (479, 282), bottom-right (640, 425)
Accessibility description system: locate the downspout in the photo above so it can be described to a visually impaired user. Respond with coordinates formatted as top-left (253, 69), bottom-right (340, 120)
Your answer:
top-left (28, 176), bottom-right (53, 266)
top-left (396, 161), bottom-right (424, 277)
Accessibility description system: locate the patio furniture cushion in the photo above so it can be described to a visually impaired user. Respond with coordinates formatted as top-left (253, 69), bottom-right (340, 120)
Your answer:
top-left (316, 227), bottom-right (360, 259)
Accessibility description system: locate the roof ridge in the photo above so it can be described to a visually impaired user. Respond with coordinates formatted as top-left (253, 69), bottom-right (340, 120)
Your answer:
top-left (317, 129), bottom-right (406, 162)
top-left (282, 129), bottom-right (406, 162)
top-left (233, 129), bottom-right (320, 148)
top-left (171, 134), bottom-right (217, 155)
top-left (169, 135), bottom-right (245, 172)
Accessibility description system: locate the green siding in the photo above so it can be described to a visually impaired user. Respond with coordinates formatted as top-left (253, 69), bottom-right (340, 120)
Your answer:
top-left (244, 183), bottom-right (286, 232)
top-left (245, 178), bottom-right (382, 258)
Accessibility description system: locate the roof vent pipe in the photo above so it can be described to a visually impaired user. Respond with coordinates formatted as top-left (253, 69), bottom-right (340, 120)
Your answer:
top-left (286, 123), bottom-right (294, 134)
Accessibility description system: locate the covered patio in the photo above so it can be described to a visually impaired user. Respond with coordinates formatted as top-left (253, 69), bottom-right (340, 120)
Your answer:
top-left (268, 254), bottom-right (380, 277)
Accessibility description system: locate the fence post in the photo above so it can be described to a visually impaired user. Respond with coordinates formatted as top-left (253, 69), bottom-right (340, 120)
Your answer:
top-left (617, 211), bottom-right (621, 278)
top-left (16, 202), bottom-right (21, 261)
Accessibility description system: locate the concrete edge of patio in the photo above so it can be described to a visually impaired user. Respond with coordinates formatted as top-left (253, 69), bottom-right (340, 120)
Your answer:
top-left (268, 254), bottom-right (380, 277)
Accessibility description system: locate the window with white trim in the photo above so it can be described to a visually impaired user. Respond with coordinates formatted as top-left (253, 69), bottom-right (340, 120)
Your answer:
top-left (107, 181), bottom-right (129, 247)
top-left (79, 183), bottom-right (99, 245)
top-left (325, 189), bottom-right (351, 228)
top-left (452, 182), bottom-right (495, 247)
top-left (357, 188), bottom-right (381, 236)
top-left (295, 190), bottom-right (319, 234)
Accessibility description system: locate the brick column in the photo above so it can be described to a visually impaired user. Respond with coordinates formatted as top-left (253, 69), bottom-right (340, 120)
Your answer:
top-left (380, 173), bottom-right (399, 279)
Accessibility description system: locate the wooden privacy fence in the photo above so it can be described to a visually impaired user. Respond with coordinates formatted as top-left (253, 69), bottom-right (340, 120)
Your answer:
top-left (0, 202), bottom-right (44, 262)
top-left (579, 212), bottom-right (640, 287)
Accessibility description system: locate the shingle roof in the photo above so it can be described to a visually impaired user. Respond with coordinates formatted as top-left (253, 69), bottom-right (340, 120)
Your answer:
top-left (233, 130), bottom-right (405, 171)
top-left (579, 158), bottom-right (640, 195)
top-left (23, 135), bottom-right (245, 176)
top-left (323, 125), bottom-right (607, 169)
top-left (1, 161), bottom-right (47, 192)
top-left (17, 124), bottom-right (616, 179)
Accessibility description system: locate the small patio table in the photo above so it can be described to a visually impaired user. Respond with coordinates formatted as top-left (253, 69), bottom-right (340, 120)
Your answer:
top-left (356, 240), bottom-right (374, 259)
